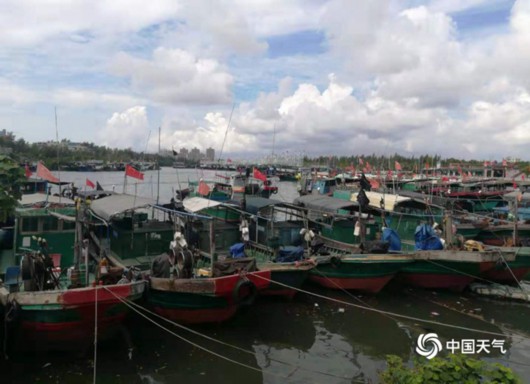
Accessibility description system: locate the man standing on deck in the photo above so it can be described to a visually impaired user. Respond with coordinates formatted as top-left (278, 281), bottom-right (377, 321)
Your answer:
top-left (151, 241), bottom-right (177, 278)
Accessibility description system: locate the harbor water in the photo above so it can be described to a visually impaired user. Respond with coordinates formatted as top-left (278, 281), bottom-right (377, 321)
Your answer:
top-left (2, 168), bottom-right (529, 383)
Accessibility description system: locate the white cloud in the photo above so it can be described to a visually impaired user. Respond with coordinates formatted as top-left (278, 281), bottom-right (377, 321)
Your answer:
top-left (0, 0), bottom-right (181, 46)
top-left (98, 106), bottom-right (150, 149)
top-left (110, 48), bottom-right (233, 105)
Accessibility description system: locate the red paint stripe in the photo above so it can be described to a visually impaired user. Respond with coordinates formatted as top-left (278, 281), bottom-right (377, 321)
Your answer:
top-left (398, 273), bottom-right (474, 292)
top-left (309, 275), bottom-right (393, 293)
top-left (153, 306), bottom-right (238, 324)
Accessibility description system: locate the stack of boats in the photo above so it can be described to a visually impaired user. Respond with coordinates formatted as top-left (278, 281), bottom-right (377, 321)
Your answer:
top-left (1, 174), bottom-right (529, 354)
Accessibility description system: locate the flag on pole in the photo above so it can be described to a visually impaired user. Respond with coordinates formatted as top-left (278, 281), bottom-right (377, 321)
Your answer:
top-left (86, 178), bottom-right (95, 189)
top-left (125, 164), bottom-right (144, 180)
top-left (253, 167), bottom-right (267, 182)
top-left (198, 180), bottom-right (210, 196)
top-left (25, 163), bottom-right (33, 178)
top-left (36, 161), bottom-right (60, 183)
top-left (394, 161), bottom-right (402, 171)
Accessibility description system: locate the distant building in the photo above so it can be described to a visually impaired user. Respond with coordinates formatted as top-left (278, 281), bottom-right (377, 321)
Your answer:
top-left (178, 148), bottom-right (189, 160)
top-left (206, 147), bottom-right (215, 161)
top-left (189, 147), bottom-right (202, 162)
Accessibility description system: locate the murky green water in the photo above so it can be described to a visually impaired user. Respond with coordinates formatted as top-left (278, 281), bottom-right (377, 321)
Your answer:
top-left (2, 170), bottom-right (529, 383)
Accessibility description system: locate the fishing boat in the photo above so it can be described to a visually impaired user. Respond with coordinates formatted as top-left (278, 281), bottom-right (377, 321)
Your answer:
top-left (85, 194), bottom-right (272, 324)
top-left (0, 206), bottom-right (146, 352)
top-left (239, 197), bottom-right (316, 298)
top-left (397, 247), bottom-right (517, 292)
top-left (181, 196), bottom-right (315, 299)
top-left (147, 257), bottom-right (271, 324)
top-left (308, 235), bottom-right (414, 293)
top-left (292, 194), bottom-right (414, 293)
top-left (188, 172), bottom-right (278, 202)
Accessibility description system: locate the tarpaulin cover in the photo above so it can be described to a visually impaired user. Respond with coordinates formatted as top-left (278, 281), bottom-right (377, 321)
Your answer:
top-left (414, 224), bottom-right (443, 250)
top-left (382, 228), bottom-right (402, 251)
top-left (276, 246), bottom-right (304, 262)
top-left (229, 242), bottom-right (246, 258)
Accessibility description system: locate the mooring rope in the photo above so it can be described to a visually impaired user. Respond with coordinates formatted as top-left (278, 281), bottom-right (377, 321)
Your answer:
top-left (102, 288), bottom-right (357, 381)
top-left (248, 273), bottom-right (526, 340)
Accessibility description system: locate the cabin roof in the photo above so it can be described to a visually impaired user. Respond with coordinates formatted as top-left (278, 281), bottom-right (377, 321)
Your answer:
top-left (350, 191), bottom-right (412, 212)
top-left (19, 193), bottom-right (76, 207)
top-left (89, 194), bottom-right (155, 221)
top-left (182, 197), bottom-right (222, 213)
top-left (76, 190), bottom-right (115, 198)
top-left (503, 191), bottom-right (530, 202)
top-left (293, 195), bottom-right (358, 213)
top-left (244, 196), bottom-right (283, 214)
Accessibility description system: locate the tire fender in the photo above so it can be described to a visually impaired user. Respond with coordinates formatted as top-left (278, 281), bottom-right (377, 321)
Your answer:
top-left (232, 279), bottom-right (257, 306)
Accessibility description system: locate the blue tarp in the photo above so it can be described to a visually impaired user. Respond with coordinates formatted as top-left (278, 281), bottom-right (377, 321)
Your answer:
top-left (276, 246), bottom-right (305, 263)
top-left (414, 224), bottom-right (444, 250)
top-left (229, 243), bottom-right (246, 258)
top-left (382, 228), bottom-right (402, 251)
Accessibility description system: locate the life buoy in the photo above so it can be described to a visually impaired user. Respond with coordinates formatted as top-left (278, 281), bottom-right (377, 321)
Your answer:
top-left (330, 256), bottom-right (342, 269)
top-left (232, 279), bottom-right (257, 306)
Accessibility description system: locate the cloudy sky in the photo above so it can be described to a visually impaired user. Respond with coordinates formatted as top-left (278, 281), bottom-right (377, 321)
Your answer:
top-left (1, 0), bottom-right (529, 160)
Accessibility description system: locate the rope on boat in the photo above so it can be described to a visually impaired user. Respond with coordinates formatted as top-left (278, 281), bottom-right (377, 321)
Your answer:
top-left (422, 259), bottom-right (500, 285)
top-left (93, 285), bottom-right (99, 384)
top-left (311, 267), bottom-right (400, 323)
top-left (101, 288), bottom-right (339, 383)
top-left (101, 287), bottom-right (364, 382)
top-left (493, 248), bottom-right (529, 300)
top-left (247, 274), bottom-right (526, 340)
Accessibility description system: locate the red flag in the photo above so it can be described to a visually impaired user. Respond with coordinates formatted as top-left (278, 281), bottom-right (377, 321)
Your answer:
top-left (36, 161), bottom-right (59, 183)
top-left (368, 177), bottom-right (380, 189)
top-left (25, 163), bottom-right (32, 178)
top-left (513, 179), bottom-right (517, 189)
top-left (253, 167), bottom-right (267, 182)
top-left (125, 165), bottom-right (144, 180)
top-left (86, 178), bottom-right (95, 189)
top-left (358, 157), bottom-right (364, 166)
top-left (394, 161), bottom-right (402, 171)
top-left (227, 158), bottom-right (232, 163)
top-left (366, 161), bottom-right (372, 172)
top-left (198, 180), bottom-right (210, 196)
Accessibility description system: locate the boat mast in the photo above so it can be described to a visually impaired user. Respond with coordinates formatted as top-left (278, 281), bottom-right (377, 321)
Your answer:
top-left (156, 126), bottom-right (161, 205)
top-left (55, 106), bottom-right (62, 199)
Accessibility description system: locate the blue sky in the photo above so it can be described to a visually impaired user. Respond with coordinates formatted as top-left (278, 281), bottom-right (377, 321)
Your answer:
top-left (1, 0), bottom-right (529, 160)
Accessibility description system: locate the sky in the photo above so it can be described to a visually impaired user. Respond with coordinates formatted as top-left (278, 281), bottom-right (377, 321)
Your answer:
top-left (1, 0), bottom-right (529, 161)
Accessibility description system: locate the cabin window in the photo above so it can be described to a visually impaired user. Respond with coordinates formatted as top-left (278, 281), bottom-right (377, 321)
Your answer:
top-left (20, 217), bottom-right (38, 233)
top-left (42, 216), bottom-right (59, 231)
top-left (62, 220), bottom-right (76, 231)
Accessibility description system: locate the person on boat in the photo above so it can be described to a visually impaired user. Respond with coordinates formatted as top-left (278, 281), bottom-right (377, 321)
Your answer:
top-left (151, 242), bottom-right (177, 278)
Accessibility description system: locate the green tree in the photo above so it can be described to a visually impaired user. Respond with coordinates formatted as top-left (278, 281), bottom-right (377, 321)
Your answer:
top-left (380, 354), bottom-right (521, 384)
top-left (0, 156), bottom-right (25, 222)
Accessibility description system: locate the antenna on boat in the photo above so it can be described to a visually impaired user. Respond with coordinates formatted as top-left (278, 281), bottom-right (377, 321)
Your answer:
top-left (217, 103), bottom-right (236, 167)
